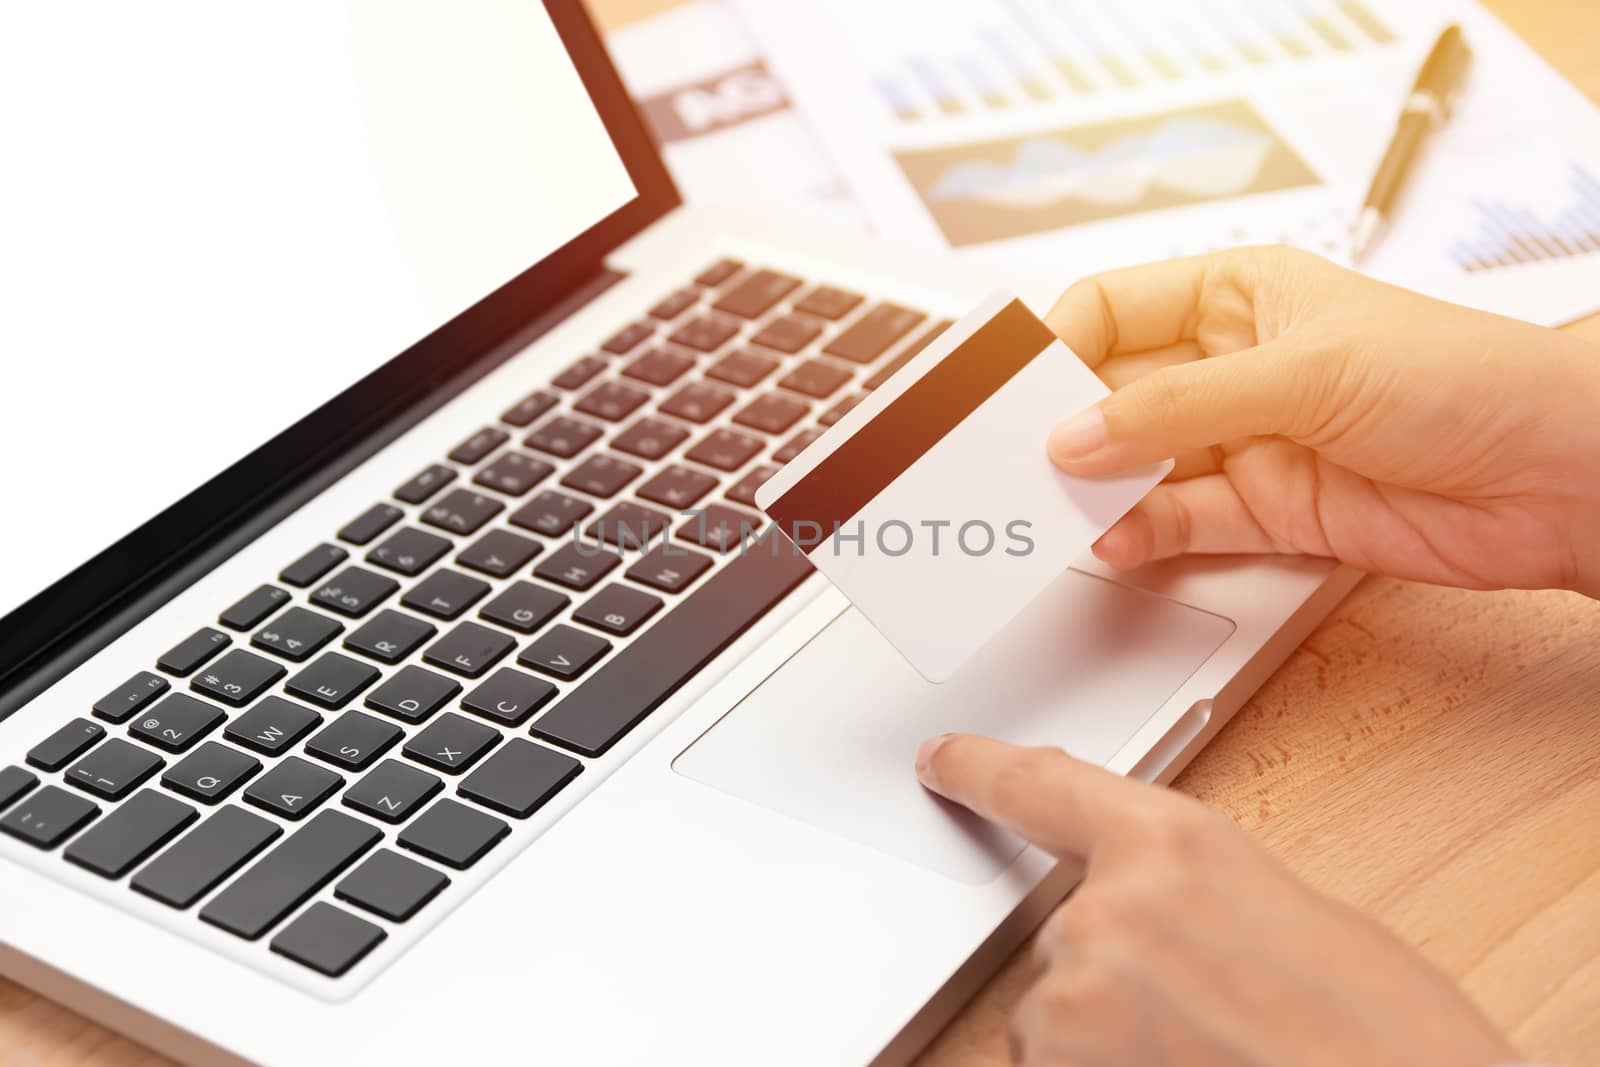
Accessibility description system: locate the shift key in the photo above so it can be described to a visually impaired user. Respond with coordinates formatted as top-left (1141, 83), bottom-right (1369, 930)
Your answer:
top-left (822, 303), bottom-right (924, 364)
top-left (199, 811), bottom-right (380, 940)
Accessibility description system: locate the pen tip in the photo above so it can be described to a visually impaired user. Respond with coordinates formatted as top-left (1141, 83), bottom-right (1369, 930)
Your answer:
top-left (1351, 207), bottom-right (1383, 264)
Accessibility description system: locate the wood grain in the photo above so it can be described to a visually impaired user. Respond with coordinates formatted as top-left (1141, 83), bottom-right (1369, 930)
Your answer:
top-left (6, 2), bottom-right (1598, 1064)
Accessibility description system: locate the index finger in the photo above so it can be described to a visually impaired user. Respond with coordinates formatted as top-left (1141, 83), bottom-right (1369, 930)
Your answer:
top-left (1044, 253), bottom-right (1216, 370)
top-left (915, 734), bottom-right (1161, 861)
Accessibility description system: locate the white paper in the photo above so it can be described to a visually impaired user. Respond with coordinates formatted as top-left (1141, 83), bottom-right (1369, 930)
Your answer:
top-left (729, 0), bottom-right (1600, 327)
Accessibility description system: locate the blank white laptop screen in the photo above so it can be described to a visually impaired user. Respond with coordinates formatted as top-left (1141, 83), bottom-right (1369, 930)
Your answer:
top-left (0, 0), bottom-right (636, 617)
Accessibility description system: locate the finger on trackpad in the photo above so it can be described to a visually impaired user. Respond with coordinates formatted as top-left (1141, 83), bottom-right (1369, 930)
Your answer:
top-left (672, 569), bottom-right (1234, 883)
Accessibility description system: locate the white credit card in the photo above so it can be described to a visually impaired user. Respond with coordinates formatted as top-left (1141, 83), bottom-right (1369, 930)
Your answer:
top-left (755, 291), bottom-right (1171, 683)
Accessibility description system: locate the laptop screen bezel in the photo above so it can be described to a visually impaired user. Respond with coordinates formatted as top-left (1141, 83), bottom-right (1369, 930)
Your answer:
top-left (0, 0), bottom-right (680, 707)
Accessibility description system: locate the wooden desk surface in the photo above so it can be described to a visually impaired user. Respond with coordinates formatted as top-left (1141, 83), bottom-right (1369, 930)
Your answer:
top-left (5, 2), bottom-right (1599, 1064)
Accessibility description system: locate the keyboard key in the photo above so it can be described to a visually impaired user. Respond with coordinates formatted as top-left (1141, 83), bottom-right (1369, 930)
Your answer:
top-left (778, 358), bottom-right (853, 398)
top-left (862, 319), bottom-right (951, 391)
top-left (398, 799), bottom-right (509, 870)
top-left (694, 258), bottom-right (743, 287)
top-left (551, 354), bottom-right (608, 391)
top-left (585, 500), bottom-right (674, 550)
top-left (132, 806), bottom-right (282, 909)
top-left (824, 303), bottom-right (925, 363)
top-left (750, 313), bottom-right (822, 353)
top-left (459, 739), bottom-right (582, 819)
top-left (532, 537), bottom-right (812, 757)
top-left (92, 671), bottom-right (171, 724)
top-left (534, 543), bottom-right (622, 591)
top-left (677, 504), bottom-right (765, 552)
top-left (310, 566), bottom-right (399, 618)
top-left (574, 584), bottom-right (664, 637)
top-left (64, 738), bottom-right (164, 801)
top-left (191, 649), bottom-right (286, 707)
top-left (394, 464), bottom-right (457, 505)
top-left (575, 380), bottom-right (650, 422)
top-left (224, 697), bottom-right (323, 756)
top-left (364, 666), bottom-right (461, 724)
top-left (423, 621), bottom-right (517, 678)
top-left (733, 393), bottom-right (809, 435)
top-left (561, 454), bottom-right (643, 499)
top-left (819, 392), bottom-right (863, 426)
top-left (794, 284), bottom-right (863, 320)
top-left (343, 609), bottom-right (436, 664)
top-left (305, 712), bottom-right (404, 771)
top-left (421, 489), bottom-right (504, 536)
top-left (685, 428), bottom-right (764, 472)
top-left (668, 315), bottom-right (740, 353)
top-left (252, 606), bottom-right (344, 662)
top-left (64, 790), bottom-right (196, 878)
top-left (659, 380), bottom-right (735, 422)
top-left (649, 288), bottom-right (699, 321)
top-left (622, 347), bottom-right (696, 387)
top-left (456, 528), bottom-right (542, 578)
top-left (612, 416), bottom-right (690, 461)
top-left (271, 902), bottom-right (386, 977)
top-left (336, 849), bottom-right (449, 921)
top-left (518, 625), bottom-right (611, 681)
top-left (462, 668), bottom-right (558, 727)
top-left (0, 785), bottom-right (98, 850)
top-left (200, 810), bottom-right (379, 940)
top-left (130, 693), bottom-right (226, 753)
top-left (636, 466), bottom-right (719, 511)
top-left (366, 526), bottom-right (452, 576)
top-left (0, 766), bottom-right (38, 813)
top-left (525, 415), bottom-right (604, 459)
top-left (447, 426), bottom-right (510, 465)
top-left (279, 543), bottom-right (349, 588)
top-left (286, 653), bottom-right (380, 709)
top-left (500, 390), bottom-right (559, 427)
top-left (713, 268), bottom-right (801, 319)
top-left (509, 489), bottom-right (594, 537)
top-left (161, 742), bottom-right (261, 804)
top-left (602, 321), bottom-right (655, 355)
top-left (244, 757), bottom-right (344, 821)
top-left (706, 348), bottom-right (781, 388)
top-left (26, 718), bottom-right (106, 772)
top-left (472, 450), bottom-right (554, 497)
top-left (625, 544), bottom-right (715, 594)
top-left (726, 464), bottom-right (779, 508)
top-left (401, 569), bottom-right (491, 621)
top-left (479, 581), bottom-right (569, 635)
top-left (337, 503), bottom-right (403, 546)
top-left (219, 585), bottom-right (291, 631)
top-left (156, 627), bottom-right (231, 677)
top-left (403, 713), bottom-right (500, 774)
top-left (343, 760), bottom-right (443, 823)
top-left (774, 428), bottom-right (823, 464)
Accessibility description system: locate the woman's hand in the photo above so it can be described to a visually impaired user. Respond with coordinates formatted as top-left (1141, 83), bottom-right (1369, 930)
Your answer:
top-left (1045, 247), bottom-right (1600, 597)
top-left (915, 735), bottom-right (1517, 1067)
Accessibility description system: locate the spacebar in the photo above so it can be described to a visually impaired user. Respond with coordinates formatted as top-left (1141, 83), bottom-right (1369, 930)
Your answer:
top-left (530, 544), bottom-right (814, 757)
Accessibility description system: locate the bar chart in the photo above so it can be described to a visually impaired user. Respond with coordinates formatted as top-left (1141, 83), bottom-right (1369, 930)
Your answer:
top-left (1451, 164), bottom-right (1600, 272)
top-left (864, 0), bottom-right (1400, 124)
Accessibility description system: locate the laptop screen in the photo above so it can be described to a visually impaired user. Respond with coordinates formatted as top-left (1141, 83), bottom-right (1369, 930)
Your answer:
top-left (0, 2), bottom-right (638, 625)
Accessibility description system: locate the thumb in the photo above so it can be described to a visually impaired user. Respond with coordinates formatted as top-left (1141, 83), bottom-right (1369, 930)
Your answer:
top-left (1048, 339), bottom-right (1329, 476)
top-left (914, 734), bottom-right (1162, 861)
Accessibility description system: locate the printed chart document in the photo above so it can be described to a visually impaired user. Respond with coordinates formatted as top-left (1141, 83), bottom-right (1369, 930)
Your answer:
top-left (587, 0), bottom-right (868, 232)
top-left (728, 0), bottom-right (1600, 327)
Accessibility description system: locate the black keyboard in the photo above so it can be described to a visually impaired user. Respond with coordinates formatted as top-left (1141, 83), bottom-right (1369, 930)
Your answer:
top-left (0, 259), bottom-right (952, 983)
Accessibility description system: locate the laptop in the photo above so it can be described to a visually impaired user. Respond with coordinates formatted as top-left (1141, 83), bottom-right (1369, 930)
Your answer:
top-left (0, 2), bottom-right (1358, 1063)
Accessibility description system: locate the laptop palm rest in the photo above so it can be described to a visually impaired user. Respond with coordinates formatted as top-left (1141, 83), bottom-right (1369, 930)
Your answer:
top-left (673, 569), bottom-right (1235, 883)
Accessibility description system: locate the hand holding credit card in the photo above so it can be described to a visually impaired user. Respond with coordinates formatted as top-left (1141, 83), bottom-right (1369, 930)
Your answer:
top-left (755, 291), bottom-right (1170, 683)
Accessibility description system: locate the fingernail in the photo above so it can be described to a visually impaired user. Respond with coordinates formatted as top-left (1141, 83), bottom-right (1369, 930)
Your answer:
top-left (915, 735), bottom-right (949, 784)
top-left (1048, 405), bottom-right (1109, 462)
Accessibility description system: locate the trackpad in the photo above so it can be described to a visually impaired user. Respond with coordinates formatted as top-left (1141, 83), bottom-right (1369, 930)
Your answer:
top-left (673, 569), bottom-right (1234, 883)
